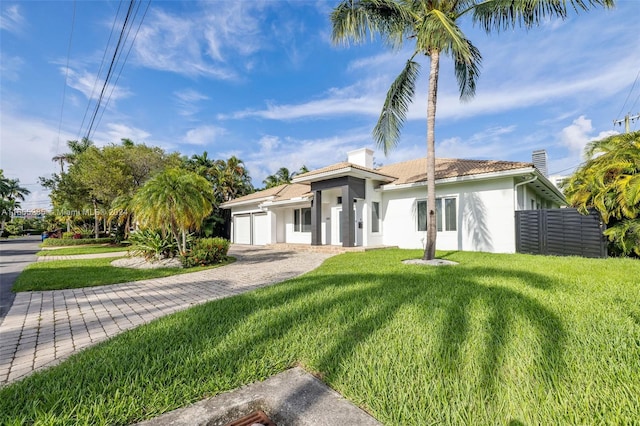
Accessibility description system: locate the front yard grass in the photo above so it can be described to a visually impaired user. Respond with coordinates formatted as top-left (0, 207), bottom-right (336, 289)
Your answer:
top-left (1, 250), bottom-right (638, 425)
top-left (36, 245), bottom-right (128, 256)
top-left (12, 257), bottom-right (235, 292)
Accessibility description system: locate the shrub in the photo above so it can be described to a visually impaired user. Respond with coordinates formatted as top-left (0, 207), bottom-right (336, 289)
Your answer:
top-left (126, 229), bottom-right (178, 260)
top-left (41, 237), bottom-right (114, 247)
top-left (181, 237), bottom-right (230, 268)
top-left (61, 232), bottom-right (84, 239)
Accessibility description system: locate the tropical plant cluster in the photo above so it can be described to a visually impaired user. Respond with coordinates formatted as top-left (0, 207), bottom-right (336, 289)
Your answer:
top-left (126, 229), bottom-right (179, 260)
top-left (0, 170), bottom-right (31, 236)
top-left (40, 139), bottom-right (255, 245)
top-left (563, 131), bottom-right (640, 256)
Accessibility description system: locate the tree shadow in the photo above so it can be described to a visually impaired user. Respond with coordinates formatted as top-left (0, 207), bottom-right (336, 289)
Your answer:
top-left (0, 261), bottom-right (567, 424)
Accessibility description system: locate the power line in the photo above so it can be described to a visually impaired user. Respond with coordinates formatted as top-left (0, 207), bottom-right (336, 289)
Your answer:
top-left (55, 0), bottom-right (76, 155)
top-left (76, 0), bottom-right (126, 141)
top-left (615, 69), bottom-right (640, 121)
top-left (95, 0), bottom-right (152, 136)
top-left (84, 0), bottom-right (137, 142)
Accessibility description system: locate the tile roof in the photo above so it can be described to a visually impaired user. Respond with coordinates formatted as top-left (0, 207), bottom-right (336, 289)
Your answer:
top-left (223, 157), bottom-right (533, 207)
top-left (376, 157), bottom-right (533, 185)
top-left (221, 183), bottom-right (311, 206)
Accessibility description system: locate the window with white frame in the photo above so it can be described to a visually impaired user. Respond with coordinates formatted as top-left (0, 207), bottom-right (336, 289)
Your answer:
top-left (294, 208), bottom-right (312, 232)
top-left (417, 198), bottom-right (457, 232)
top-left (371, 201), bottom-right (380, 233)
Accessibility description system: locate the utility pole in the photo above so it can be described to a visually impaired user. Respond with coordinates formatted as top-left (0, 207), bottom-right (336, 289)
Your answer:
top-left (613, 113), bottom-right (640, 133)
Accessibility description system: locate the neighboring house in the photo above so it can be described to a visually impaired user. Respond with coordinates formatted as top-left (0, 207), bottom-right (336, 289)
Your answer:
top-left (221, 148), bottom-right (565, 253)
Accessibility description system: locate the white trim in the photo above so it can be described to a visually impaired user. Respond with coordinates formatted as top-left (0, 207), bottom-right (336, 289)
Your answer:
top-left (221, 196), bottom-right (276, 208)
top-left (293, 167), bottom-right (394, 184)
top-left (261, 197), bottom-right (312, 208)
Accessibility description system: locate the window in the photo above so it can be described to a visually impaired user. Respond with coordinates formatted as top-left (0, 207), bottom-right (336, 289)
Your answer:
top-left (294, 208), bottom-right (311, 232)
top-left (445, 198), bottom-right (456, 231)
top-left (416, 198), bottom-right (457, 232)
top-left (371, 201), bottom-right (380, 233)
top-left (417, 200), bottom-right (427, 231)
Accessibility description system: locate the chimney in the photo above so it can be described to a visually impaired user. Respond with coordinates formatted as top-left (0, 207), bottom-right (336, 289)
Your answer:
top-left (532, 149), bottom-right (548, 177)
top-left (347, 148), bottom-right (374, 169)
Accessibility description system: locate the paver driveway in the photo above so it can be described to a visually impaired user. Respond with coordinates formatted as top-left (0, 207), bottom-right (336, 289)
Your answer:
top-left (0, 246), bottom-right (333, 386)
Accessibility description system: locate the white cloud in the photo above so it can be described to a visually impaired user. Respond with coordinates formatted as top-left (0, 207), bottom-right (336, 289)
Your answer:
top-left (95, 123), bottom-right (151, 145)
top-left (436, 126), bottom-right (521, 159)
top-left (182, 125), bottom-right (227, 146)
top-left (175, 89), bottom-right (209, 103)
top-left (132, 2), bottom-right (269, 80)
top-left (174, 89), bottom-right (209, 117)
top-left (546, 116), bottom-right (619, 176)
top-left (63, 67), bottom-right (130, 102)
top-left (219, 52), bottom-right (638, 125)
top-left (223, 131), bottom-right (373, 186)
top-left (0, 53), bottom-right (23, 81)
top-left (259, 135), bottom-right (280, 152)
top-left (559, 116), bottom-right (617, 155)
top-left (0, 110), bottom-right (74, 209)
top-left (0, 4), bottom-right (24, 34)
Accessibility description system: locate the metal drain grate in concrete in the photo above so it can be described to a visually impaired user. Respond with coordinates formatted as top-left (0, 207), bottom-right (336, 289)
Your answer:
top-left (135, 367), bottom-right (382, 426)
top-left (225, 410), bottom-right (276, 426)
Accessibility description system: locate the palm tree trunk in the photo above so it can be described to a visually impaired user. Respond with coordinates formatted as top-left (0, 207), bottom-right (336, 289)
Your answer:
top-left (423, 49), bottom-right (440, 261)
top-left (92, 199), bottom-right (99, 239)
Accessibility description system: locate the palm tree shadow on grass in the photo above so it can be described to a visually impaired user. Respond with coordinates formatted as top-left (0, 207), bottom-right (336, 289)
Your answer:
top-left (0, 265), bottom-right (566, 424)
top-left (434, 267), bottom-right (565, 400)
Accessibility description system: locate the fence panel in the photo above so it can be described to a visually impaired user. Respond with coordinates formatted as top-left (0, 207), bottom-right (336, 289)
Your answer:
top-left (515, 209), bottom-right (606, 258)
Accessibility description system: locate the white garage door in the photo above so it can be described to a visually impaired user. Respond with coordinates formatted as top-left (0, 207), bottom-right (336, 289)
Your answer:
top-left (234, 215), bottom-right (251, 244)
top-left (252, 213), bottom-right (268, 246)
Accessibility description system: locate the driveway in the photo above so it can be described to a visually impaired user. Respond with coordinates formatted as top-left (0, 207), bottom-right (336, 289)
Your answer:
top-left (0, 236), bottom-right (41, 321)
top-left (0, 245), bottom-right (333, 386)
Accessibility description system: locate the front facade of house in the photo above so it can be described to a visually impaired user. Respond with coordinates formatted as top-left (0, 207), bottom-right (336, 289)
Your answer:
top-left (221, 148), bottom-right (565, 253)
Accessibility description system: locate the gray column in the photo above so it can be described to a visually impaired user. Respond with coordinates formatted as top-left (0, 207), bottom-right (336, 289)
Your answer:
top-left (341, 185), bottom-right (355, 247)
top-left (311, 190), bottom-right (322, 245)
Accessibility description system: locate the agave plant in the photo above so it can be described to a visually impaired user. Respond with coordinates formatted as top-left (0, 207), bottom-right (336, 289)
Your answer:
top-left (126, 229), bottom-right (182, 260)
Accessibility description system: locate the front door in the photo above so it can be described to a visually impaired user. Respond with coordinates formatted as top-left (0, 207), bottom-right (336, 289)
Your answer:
top-left (331, 206), bottom-right (342, 246)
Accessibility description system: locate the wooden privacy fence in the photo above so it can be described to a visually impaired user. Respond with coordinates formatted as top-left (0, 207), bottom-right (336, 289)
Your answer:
top-left (515, 208), bottom-right (607, 258)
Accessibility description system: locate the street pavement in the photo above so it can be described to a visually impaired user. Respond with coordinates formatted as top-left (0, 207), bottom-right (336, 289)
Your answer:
top-left (0, 235), bottom-right (41, 321)
top-left (0, 245), bottom-right (332, 386)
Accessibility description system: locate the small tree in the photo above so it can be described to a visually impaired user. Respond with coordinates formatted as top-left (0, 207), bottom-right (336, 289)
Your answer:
top-left (563, 131), bottom-right (640, 256)
top-left (133, 168), bottom-right (214, 254)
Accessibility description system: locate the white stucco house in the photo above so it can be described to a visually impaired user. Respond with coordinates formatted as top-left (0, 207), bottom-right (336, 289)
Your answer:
top-left (221, 148), bottom-right (565, 253)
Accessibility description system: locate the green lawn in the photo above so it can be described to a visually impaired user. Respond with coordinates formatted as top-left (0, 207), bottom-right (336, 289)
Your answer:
top-left (12, 257), bottom-right (234, 292)
top-left (1, 250), bottom-right (638, 425)
top-left (36, 245), bottom-right (128, 256)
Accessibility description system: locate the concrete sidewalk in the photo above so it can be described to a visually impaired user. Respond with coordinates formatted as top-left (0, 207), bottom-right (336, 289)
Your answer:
top-left (0, 246), bottom-right (333, 386)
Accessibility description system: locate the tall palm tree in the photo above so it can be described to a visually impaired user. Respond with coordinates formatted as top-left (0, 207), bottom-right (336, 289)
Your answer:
top-left (332, 0), bottom-right (614, 260)
top-left (213, 156), bottom-right (253, 203)
top-left (133, 168), bottom-right (214, 254)
top-left (51, 137), bottom-right (95, 174)
top-left (263, 167), bottom-right (295, 189)
top-left (0, 172), bottom-right (31, 233)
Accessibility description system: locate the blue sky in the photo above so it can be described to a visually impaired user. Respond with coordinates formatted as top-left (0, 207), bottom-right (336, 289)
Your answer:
top-left (1, 0), bottom-right (639, 210)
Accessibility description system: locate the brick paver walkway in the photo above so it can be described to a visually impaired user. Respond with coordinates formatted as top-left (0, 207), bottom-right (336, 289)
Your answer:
top-left (0, 246), bottom-right (332, 386)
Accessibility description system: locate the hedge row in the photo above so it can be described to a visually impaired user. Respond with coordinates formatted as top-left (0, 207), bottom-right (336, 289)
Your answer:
top-left (41, 237), bottom-right (115, 247)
